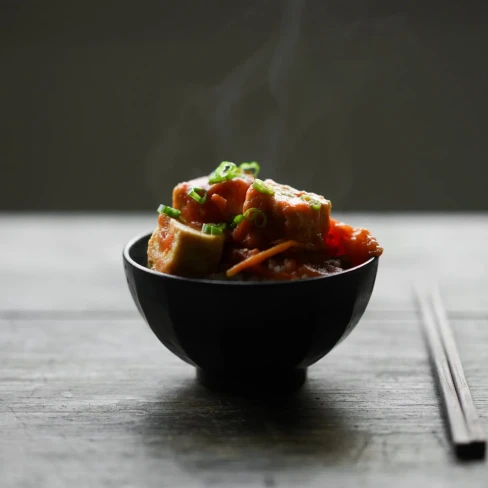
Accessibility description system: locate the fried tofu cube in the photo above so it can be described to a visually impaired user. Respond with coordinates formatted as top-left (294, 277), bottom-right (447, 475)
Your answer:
top-left (148, 213), bottom-right (224, 278)
top-left (172, 175), bottom-right (253, 226)
top-left (232, 179), bottom-right (331, 249)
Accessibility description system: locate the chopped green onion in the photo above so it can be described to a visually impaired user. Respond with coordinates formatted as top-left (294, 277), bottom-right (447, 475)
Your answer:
top-left (208, 160), bottom-right (263, 184)
top-left (239, 161), bottom-right (260, 177)
top-left (208, 161), bottom-right (241, 184)
top-left (310, 200), bottom-right (322, 210)
top-left (202, 223), bottom-right (224, 236)
top-left (252, 179), bottom-right (275, 196)
top-left (244, 207), bottom-right (267, 228)
top-left (188, 187), bottom-right (207, 204)
top-left (230, 213), bottom-right (245, 229)
top-left (157, 204), bottom-right (182, 219)
top-left (301, 194), bottom-right (322, 210)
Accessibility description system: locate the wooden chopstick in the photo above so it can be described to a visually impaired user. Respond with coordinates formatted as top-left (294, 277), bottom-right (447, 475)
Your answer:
top-left (430, 286), bottom-right (487, 448)
top-left (415, 284), bottom-right (486, 460)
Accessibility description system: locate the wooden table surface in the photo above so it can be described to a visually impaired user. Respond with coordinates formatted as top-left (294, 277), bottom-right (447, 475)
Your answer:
top-left (1, 213), bottom-right (487, 487)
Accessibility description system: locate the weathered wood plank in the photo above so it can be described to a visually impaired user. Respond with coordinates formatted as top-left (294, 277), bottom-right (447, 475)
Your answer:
top-left (1, 316), bottom-right (487, 487)
top-left (0, 213), bottom-right (151, 313)
top-left (1, 213), bottom-right (488, 314)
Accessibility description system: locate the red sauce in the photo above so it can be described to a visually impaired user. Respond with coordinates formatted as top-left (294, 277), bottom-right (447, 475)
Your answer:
top-left (325, 219), bottom-right (383, 267)
top-left (232, 179), bottom-right (331, 249)
top-left (152, 166), bottom-right (383, 279)
top-left (173, 176), bottom-right (253, 226)
top-left (157, 213), bottom-right (174, 251)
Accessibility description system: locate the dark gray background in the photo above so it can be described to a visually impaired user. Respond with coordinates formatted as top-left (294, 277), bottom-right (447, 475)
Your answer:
top-left (1, 1), bottom-right (487, 211)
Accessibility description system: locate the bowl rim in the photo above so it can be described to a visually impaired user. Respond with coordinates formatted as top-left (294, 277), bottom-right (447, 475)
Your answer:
top-left (123, 231), bottom-right (378, 286)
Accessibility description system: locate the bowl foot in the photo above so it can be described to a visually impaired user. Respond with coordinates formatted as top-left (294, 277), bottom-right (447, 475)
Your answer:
top-left (196, 368), bottom-right (307, 395)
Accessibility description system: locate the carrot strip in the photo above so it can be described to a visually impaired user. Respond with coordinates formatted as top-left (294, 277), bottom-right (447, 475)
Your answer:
top-left (226, 240), bottom-right (304, 277)
top-left (211, 193), bottom-right (227, 212)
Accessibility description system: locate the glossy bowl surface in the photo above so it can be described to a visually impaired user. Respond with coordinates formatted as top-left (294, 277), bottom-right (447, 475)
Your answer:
top-left (123, 232), bottom-right (379, 393)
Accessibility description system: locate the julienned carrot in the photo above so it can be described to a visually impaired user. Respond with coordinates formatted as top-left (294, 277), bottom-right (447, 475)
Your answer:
top-left (210, 193), bottom-right (227, 212)
top-left (226, 240), bottom-right (304, 277)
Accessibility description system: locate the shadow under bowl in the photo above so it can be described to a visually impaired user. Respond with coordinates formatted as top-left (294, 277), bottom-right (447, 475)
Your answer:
top-left (123, 232), bottom-right (379, 394)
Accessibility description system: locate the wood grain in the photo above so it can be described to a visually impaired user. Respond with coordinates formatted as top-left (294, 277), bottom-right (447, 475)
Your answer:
top-left (1, 213), bottom-right (487, 487)
top-left (1, 315), bottom-right (487, 487)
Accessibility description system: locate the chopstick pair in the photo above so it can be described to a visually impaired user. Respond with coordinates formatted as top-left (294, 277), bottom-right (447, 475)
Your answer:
top-left (415, 283), bottom-right (486, 460)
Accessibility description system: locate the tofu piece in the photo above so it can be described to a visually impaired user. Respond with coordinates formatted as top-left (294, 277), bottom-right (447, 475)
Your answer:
top-left (232, 179), bottom-right (331, 249)
top-left (148, 213), bottom-right (224, 278)
top-left (172, 175), bottom-right (253, 226)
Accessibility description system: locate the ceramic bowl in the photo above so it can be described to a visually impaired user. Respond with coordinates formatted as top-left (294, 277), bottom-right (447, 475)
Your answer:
top-left (123, 232), bottom-right (379, 393)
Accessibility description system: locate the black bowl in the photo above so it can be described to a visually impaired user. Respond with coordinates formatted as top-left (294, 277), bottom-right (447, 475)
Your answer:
top-left (123, 232), bottom-right (379, 394)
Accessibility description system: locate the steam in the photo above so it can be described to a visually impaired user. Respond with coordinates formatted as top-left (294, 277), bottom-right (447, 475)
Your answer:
top-left (145, 1), bottom-right (415, 206)
top-left (210, 0), bottom-right (306, 175)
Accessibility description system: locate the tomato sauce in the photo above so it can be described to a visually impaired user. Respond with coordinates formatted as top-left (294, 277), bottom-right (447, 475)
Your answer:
top-left (172, 175), bottom-right (253, 227)
top-left (153, 162), bottom-right (383, 279)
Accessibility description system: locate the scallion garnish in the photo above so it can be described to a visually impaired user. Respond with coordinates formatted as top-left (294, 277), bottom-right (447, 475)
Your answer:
top-left (310, 200), bottom-right (322, 210)
top-left (157, 204), bottom-right (182, 219)
top-left (208, 161), bottom-right (241, 184)
top-left (202, 223), bottom-right (225, 236)
top-left (244, 207), bottom-right (267, 228)
top-left (252, 179), bottom-right (275, 196)
top-left (301, 194), bottom-right (322, 210)
top-left (208, 160), bottom-right (262, 184)
top-left (239, 161), bottom-right (260, 177)
top-left (188, 187), bottom-right (207, 204)
top-left (230, 213), bottom-right (245, 229)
